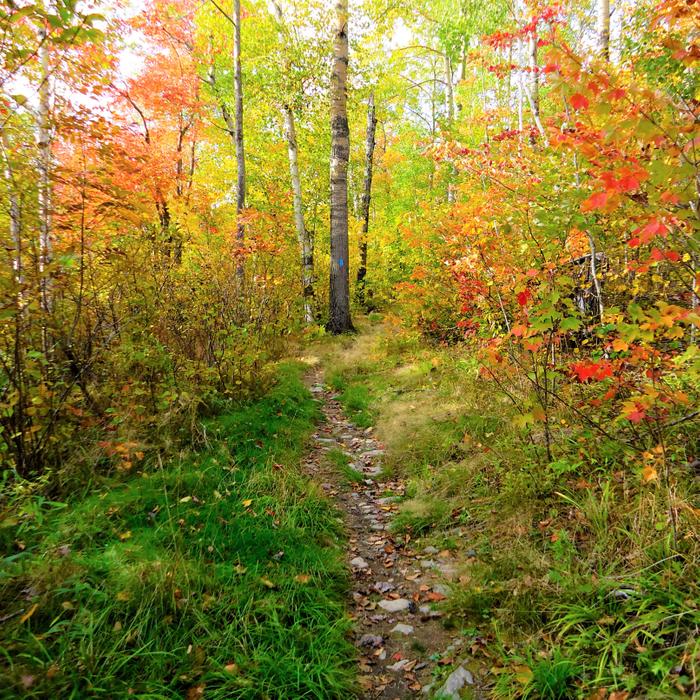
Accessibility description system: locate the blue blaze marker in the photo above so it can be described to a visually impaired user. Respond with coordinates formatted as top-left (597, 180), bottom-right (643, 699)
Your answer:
top-left (339, 257), bottom-right (344, 268)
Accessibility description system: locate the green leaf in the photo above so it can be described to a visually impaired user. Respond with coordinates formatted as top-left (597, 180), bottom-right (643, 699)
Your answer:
top-left (9, 6), bottom-right (35, 22)
top-left (560, 317), bottom-right (581, 332)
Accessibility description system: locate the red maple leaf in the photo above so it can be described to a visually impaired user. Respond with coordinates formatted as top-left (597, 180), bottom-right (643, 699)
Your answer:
top-left (516, 289), bottom-right (532, 307)
top-left (570, 93), bottom-right (589, 110)
top-left (581, 191), bottom-right (608, 212)
top-left (570, 360), bottom-right (614, 382)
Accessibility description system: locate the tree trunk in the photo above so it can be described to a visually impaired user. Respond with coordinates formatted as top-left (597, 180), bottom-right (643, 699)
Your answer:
top-left (38, 10), bottom-right (52, 325)
top-left (328, 0), bottom-right (353, 333)
top-left (528, 30), bottom-right (540, 141)
top-left (272, 1), bottom-right (315, 323)
top-left (284, 106), bottom-right (315, 323)
top-left (597, 0), bottom-right (611, 60)
top-left (356, 92), bottom-right (377, 308)
top-left (444, 54), bottom-right (454, 124)
top-left (506, 43), bottom-right (513, 129)
top-left (233, 0), bottom-right (246, 275)
top-left (2, 138), bottom-right (22, 294)
top-left (517, 39), bottom-right (524, 144)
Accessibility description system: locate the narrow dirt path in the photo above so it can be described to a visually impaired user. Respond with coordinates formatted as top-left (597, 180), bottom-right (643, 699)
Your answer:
top-left (304, 367), bottom-right (482, 700)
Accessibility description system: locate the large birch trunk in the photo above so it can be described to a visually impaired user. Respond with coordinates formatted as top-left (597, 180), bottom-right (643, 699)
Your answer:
top-left (233, 0), bottom-right (246, 274)
top-left (356, 92), bottom-right (377, 308)
top-left (328, 0), bottom-right (353, 333)
top-left (284, 106), bottom-right (315, 323)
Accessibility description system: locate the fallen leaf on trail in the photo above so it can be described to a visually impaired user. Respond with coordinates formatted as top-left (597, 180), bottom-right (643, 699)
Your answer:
top-left (513, 664), bottom-right (533, 684)
top-left (642, 465), bottom-right (658, 483)
top-left (224, 663), bottom-right (239, 674)
top-left (241, 499), bottom-right (253, 508)
top-left (179, 496), bottom-right (192, 503)
top-left (118, 531), bottom-right (132, 541)
top-left (597, 615), bottom-right (616, 626)
top-left (186, 685), bottom-right (205, 699)
top-left (609, 693), bottom-right (630, 700)
top-left (260, 577), bottom-right (276, 589)
top-left (425, 591), bottom-right (447, 602)
top-left (19, 604), bottom-right (38, 623)
top-left (234, 563), bottom-right (247, 574)
top-left (116, 591), bottom-right (131, 602)
top-left (294, 574), bottom-right (311, 584)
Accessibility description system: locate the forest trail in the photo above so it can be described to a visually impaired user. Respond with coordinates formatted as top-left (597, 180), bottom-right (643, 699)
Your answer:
top-left (303, 363), bottom-right (482, 700)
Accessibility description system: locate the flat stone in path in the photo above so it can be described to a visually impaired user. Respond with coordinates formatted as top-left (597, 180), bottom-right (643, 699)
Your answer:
top-left (358, 633), bottom-right (383, 648)
top-left (350, 557), bottom-right (369, 570)
top-left (387, 659), bottom-right (411, 672)
top-left (362, 449), bottom-right (384, 458)
top-left (390, 623), bottom-right (414, 635)
top-left (436, 666), bottom-right (474, 699)
top-left (378, 598), bottom-right (411, 612)
top-left (372, 581), bottom-right (394, 593)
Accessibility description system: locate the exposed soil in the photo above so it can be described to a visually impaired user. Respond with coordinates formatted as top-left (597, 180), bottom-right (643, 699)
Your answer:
top-left (304, 367), bottom-right (484, 699)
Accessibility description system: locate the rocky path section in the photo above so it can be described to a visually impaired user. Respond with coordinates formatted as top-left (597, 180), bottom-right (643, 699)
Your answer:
top-left (304, 369), bottom-right (482, 700)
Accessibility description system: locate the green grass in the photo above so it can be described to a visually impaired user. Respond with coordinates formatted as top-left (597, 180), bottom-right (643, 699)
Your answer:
top-left (523, 650), bottom-right (581, 700)
top-left (327, 374), bottom-right (375, 429)
top-left (0, 362), bottom-right (355, 699)
top-left (324, 448), bottom-right (364, 485)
